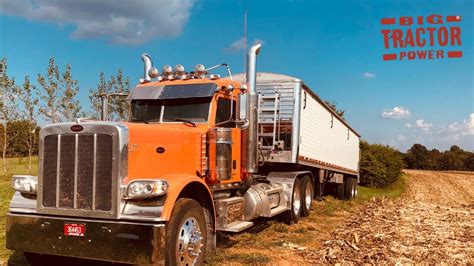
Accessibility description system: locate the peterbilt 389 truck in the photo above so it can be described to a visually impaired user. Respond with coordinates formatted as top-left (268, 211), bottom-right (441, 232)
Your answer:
top-left (6, 44), bottom-right (360, 265)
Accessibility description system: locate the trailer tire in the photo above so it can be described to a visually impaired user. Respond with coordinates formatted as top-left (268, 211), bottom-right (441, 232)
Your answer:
top-left (337, 182), bottom-right (345, 200)
top-left (344, 177), bottom-right (357, 200)
top-left (301, 175), bottom-right (313, 217)
top-left (284, 178), bottom-right (303, 224)
top-left (165, 198), bottom-right (207, 266)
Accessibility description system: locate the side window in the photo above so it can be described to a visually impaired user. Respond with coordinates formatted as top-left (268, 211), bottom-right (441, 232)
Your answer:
top-left (215, 98), bottom-right (236, 127)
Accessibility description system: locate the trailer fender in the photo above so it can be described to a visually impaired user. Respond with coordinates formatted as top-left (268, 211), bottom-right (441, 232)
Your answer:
top-left (267, 171), bottom-right (313, 208)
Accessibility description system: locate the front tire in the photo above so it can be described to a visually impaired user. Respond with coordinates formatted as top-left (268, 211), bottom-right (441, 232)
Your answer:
top-left (165, 198), bottom-right (207, 266)
top-left (301, 176), bottom-right (313, 217)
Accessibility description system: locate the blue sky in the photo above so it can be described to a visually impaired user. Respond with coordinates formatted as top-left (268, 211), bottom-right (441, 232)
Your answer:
top-left (0, 0), bottom-right (472, 151)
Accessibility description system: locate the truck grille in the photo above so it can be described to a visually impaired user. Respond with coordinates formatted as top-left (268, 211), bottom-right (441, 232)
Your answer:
top-left (42, 134), bottom-right (113, 211)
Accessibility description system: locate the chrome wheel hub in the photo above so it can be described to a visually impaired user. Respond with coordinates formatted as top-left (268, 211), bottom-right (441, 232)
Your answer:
top-left (293, 185), bottom-right (301, 215)
top-left (177, 217), bottom-right (202, 265)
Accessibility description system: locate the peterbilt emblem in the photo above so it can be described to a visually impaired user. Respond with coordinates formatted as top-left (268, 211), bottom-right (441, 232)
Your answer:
top-left (70, 125), bottom-right (84, 132)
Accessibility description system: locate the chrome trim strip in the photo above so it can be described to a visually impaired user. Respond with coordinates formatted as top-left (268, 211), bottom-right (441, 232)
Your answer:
top-left (291, 81), bottom-right (302, 163)
top-left (92, 133), bottom-right (97, 210)
top-left (73, 134), bottom-right (78, 209)
top-left (55, 135), bottom-right (61, 208)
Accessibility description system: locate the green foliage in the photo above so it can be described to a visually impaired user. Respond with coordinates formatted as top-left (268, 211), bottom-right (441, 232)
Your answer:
top-left (0, 121), bottom-right (39, 157)
top-left (359, 141), bottom-right (404, 188)
top-left (89, 69), bottom-right (130, 121)
top-left (37, 58), bottom-right (83, 123)
top-left (403, 144), bottom-right (473, 171)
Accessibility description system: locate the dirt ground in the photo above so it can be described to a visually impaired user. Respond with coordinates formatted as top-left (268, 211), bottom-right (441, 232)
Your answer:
top-left (211, 170), bottom-right (473, 264)
top-left (299, 170), bottom-right (474, 264)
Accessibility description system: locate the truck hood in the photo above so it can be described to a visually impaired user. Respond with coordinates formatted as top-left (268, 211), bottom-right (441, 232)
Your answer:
top-left (125, 122), bottom-right (208, 181)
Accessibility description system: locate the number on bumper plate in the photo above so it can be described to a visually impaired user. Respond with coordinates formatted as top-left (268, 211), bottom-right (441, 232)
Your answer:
top-left (64, 223), bottom-right (85, 237)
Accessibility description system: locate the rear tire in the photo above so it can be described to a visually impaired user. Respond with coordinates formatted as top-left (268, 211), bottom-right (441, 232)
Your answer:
top-left (165, 198), bottom-right (207, 266)
top-left (284, 178), bottom-right (303, 224)
top-left (344, 178), bottom-right (358, 200)
top-left (337, 182), bottom-right (345, 200)
top-left (301, 176), bottom-right (313, 217)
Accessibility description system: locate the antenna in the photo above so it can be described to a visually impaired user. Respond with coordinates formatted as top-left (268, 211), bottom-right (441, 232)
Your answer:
top-left (243, 11), bottom-right (247, 83)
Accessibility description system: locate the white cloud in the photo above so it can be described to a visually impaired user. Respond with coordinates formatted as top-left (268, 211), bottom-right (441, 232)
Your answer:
top-left (0, 0), bottom-right (195, 45)
top-left (444, 113), bottom-right (474, 139)
top-left (225, 37), bottom-right (264, 52)
top-left (363, 72), bottom-right (376, 78)
top-left (406, 119), bottom-right (433, 132)
top-left (381, 106), bottom-right (411, 119)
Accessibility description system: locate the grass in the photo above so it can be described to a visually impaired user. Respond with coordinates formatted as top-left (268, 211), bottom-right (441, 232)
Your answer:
top-left (0, 157), bottom-right (38, 263)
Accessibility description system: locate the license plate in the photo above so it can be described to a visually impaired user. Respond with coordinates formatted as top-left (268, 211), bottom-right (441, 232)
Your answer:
top-left (64, 223), bottom-right (85, 237)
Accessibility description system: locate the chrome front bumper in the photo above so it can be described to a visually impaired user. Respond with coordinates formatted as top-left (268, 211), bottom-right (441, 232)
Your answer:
top-left (6, 213), bottom-right (165, 264)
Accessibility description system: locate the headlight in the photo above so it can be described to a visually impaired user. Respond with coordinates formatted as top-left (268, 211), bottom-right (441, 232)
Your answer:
top-left (11, 175), bottom-right (37, 194)
top-left (126, 180), bottom-right (168, 199)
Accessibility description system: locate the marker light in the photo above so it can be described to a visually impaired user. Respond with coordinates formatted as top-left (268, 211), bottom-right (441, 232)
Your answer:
top-left (162, 65), bottom-right (173, 80)
top-left (174, 64), bottom-right (187, 79)
top-left (194, 64), bottom-right (206, 78)
top-left (148, 67), bottom-right (159, 78)
top-left (126, 180), bottom-right (168, 199)
top-left (12, 175), bottom-right (38, 194)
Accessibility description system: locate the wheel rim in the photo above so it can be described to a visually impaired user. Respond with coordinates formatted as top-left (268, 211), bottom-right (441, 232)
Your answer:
top-left (351, 185), bottom-right (355, 198)
top-left (354, 184), bottom-right (358, 197)
top-left (177, 217), bottom-right (203, 265)
top-left (305, 182), bottom-right (312, 210)
top-left (293, 185), bottom-right (301, 215)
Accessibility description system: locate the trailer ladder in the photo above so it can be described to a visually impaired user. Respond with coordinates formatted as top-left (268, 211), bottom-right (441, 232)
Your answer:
top-left (257, 92), bottom-right (281, 150)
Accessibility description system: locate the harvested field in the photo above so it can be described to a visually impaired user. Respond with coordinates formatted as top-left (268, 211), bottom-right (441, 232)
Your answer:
top-left (301, 170), bottom-right (473, 264)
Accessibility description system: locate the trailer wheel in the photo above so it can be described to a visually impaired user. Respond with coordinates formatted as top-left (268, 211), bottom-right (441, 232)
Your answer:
top-left (284, 178), bottom-right (303, 224)
top-left (165, 198), bottom-right (207, 266)
top-left (337, 182), bottom-right (345, 200)
top-left (301, 176), bottom-right (313, 217)
top-left (344, 178), bottom-right (358, 200)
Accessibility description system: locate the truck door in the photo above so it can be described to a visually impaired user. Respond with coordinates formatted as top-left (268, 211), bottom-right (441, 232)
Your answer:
top-left (215, 97), bottom-right (241, 182)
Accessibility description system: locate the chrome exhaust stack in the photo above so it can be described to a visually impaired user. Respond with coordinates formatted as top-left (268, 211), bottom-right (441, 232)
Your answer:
top-left (141, 53), bottom-right (153, 83)
top-left (245, 44), bottom-right (262, 174)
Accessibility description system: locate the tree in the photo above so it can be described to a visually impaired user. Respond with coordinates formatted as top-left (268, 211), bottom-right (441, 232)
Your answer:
top-left (109, 69), bottom-right (130, 121)
top-left (438, 152), bottom-right (465, 170)
top-left (60, 64), bottom-right (82, 121)
top-left (0, 58), bottom-right (19, 176)
top-left (359, 141), bottom-right (404, 188)
top-left (404, 144), bottom-right (431, 169)
top-left (88, 72), bottom-right (109, 119)
top-left (37, 58), bottom-right (61, 123)
top-left (89, 69), bottom-right (130, 121)
top-left (465, 154), bottom-right (474, 171)
top-left (38, 58), bottom-right (82, 123)
top-left (18, 76), bottom-right (39, 173)
top-left (324, 100), bottom-right (345, 119)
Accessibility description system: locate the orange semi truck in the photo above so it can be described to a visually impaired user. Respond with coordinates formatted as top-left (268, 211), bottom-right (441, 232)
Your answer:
top-left (6, 44), bottom-right (360, 265)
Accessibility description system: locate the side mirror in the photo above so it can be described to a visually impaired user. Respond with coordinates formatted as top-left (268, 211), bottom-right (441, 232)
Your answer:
top-left (237, 93), bottom-right (249, 128)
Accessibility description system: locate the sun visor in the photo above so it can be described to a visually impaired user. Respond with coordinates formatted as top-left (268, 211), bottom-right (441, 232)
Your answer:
top-left (128, 83), bottom-right (218, 100)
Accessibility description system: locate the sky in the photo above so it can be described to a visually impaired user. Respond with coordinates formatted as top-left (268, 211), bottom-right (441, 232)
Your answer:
top-left (0, 0), bottom-right (472, 152)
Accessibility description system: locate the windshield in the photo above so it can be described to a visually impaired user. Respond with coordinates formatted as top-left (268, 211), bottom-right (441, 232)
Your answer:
top-left (130, 97), bottom-right (211, 123)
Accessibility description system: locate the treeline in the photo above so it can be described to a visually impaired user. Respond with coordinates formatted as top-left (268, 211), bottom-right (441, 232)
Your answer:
top-left (0, 57), bottom-right (131, 175)
top-left (404, 144), bottom-right (474, 171)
